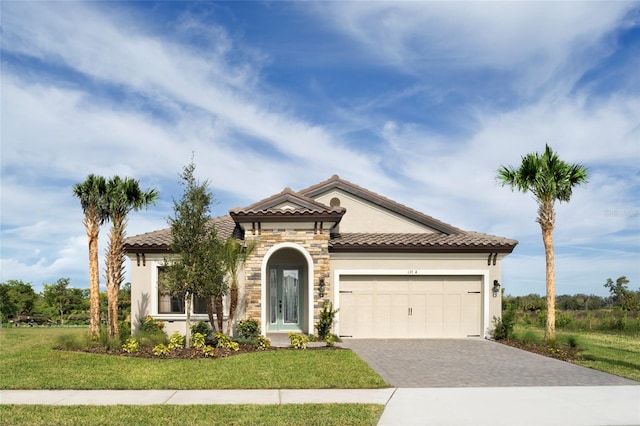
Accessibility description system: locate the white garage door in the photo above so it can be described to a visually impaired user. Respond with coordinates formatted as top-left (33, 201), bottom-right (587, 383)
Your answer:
top-left (338, 275), bottom-right (482, 338)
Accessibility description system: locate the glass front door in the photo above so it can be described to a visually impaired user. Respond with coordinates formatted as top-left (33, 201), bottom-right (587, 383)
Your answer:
top-left (269, 266), bottom-right (303, 331)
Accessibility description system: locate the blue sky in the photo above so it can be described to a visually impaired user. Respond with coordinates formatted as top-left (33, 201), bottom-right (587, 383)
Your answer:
top-left (1, 1), bottom-right (638, 297)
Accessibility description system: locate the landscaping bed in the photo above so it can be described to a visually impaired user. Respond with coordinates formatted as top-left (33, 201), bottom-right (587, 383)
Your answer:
top-left (499, 339), bottom-right (581, 362)
top-left (59, 344), bottom-right (343, 359)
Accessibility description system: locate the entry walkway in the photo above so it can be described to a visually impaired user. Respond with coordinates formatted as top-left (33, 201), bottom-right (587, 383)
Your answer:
top-left (1, 387), bottom-right (639, 425)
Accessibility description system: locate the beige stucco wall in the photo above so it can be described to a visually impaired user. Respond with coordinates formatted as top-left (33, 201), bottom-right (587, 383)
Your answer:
top-left (314, 190), bottom-right (434, 234)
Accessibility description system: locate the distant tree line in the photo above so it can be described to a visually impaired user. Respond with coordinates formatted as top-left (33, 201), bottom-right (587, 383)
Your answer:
top-left (505, 276), bottom-right (639, 312)
top-left (0, 278), bottom-right (131, 326)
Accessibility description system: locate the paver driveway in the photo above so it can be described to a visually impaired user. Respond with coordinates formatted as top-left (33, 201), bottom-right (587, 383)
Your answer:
top-left (341, 339), bottom-right (638, 388)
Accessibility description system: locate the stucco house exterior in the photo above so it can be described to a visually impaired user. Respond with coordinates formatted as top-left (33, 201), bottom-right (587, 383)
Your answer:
top-left (124, 175), bottom-right (517, 339)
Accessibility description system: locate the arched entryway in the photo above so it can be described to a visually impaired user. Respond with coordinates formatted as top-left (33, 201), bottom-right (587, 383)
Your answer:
top-left (260, 243), bottom-right (314, 335)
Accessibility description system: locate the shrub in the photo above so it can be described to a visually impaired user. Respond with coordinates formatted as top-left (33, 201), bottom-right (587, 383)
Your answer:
top-left (202, 345), bottom-right (216, 357)
top-left (213, 333), bottom-right (239, 351)
top-left (168, 332), bottom-right (185, 350)
top-left (122, 337), bottom-right (139, 353)
top-left (254, 335), bottom-right (271, 351)
top-left (191, 332), bottom-right (206, 349)
top-left (152, 343), bottom-right (170, 357)
top-left (288, 332), bottom-right (309, 350)
top-left (316, 301), bottom-right (338, 341)
top-left (133, 331), bottom-right (168, 348)
top-left (555, 312), bottom-right (573, 328)
top-left (565, 335), bottom-right (580, 349)
top-left (324, 334), bottom-right (337, 347)
top-left (237, 318), bottom-right (260, 339)
top-left (56, 333), bottom-right (87, 350)
top-left (119, 321), bottom-right (132, 342)
top-left (138, 315), bottom-right (165, 335)
top-left (519, 329), bottom-right (539, 345)
top-left (191, 321), bottom-right (211, 338)
top-left (492, 303), bottom-right (516, 340)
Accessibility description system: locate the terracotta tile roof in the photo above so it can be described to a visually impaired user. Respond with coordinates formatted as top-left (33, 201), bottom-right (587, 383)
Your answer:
top-left (124, 215), bottom-right (239, 252)
top-left (329, 232), bottom-right (518, 253)
top-left (229, 187), bottom-right (345, 222)
top-left (300, 175), bottom-right (462, 234)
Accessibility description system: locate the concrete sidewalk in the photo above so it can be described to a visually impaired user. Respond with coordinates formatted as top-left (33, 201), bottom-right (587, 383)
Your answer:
top-left (2, 386), bottom-right (639, 425)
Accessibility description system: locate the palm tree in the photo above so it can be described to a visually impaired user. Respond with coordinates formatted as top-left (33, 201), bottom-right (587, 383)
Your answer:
top-left (497, 144), bottom-right (588, 342)
top-left (222, 237), bottom-right (257, 335)
top-left (104, 176), bottom-right (158, 338)
top-left (73, 174), bottom-right (108, 339)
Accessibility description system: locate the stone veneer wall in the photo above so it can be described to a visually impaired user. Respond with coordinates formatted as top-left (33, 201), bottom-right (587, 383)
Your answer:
top-left (242, 228), bottom-right (330, 332)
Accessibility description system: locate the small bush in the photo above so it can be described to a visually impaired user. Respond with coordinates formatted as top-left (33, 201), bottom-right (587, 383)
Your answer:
top-left (324, 334), bottom-right (337, 347)
top-left (492, 303), bottom-right (516, 340)
top-left (138, 315), bottom-right (165, 335)
top-left (152, 343), bottom-right (170, 357)
top-left (288, 332), bottom-right (309, 350)
top-left (519, 330), bottom-right (540, 345)
top-left (254, 335), bottom-right (271, 351)
top-left (555, 312), bottom-right (573, 328)
top-left (212, 333), bottom-right (239, 351)
top-left (122, 337), bottom-right (139, 353)
top-left (133, 331), bottom-right (168, 348)
top-left (202, 345), bottom-right (216, 357)
top-left (316, 301), bottom-right (338, 341)
top-left (191, 332), bottom-right (206, 349)
top-left (237, 318), bottom-right (260, 339)
top-left (191, 321), bottom-right (211, 338)
top-left (168, 332), bottom-right (185, 350)
top-left (565, 335), bottom-right (580, 349)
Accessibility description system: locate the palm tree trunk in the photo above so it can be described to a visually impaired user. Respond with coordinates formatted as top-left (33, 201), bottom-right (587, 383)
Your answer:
top-left (542, 225), bottom-right (556, 342)
top-left (107, 283), bottom-right (119, 338)
top-left (87, 225), bottom-right (101, 339)
top-left (226, 286), bottom-right (238, 335)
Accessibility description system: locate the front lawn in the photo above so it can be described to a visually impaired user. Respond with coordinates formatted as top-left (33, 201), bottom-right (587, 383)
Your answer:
top-left (0, 328), bottom-right (387, 389)
top-left (0, 404), bottom-right (385, 426)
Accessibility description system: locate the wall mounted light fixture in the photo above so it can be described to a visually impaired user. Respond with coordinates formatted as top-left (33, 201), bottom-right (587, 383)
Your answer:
top-left (318, 278), bottom-right (325, 298)
top-left (492, 280), bottom-right (501, 297)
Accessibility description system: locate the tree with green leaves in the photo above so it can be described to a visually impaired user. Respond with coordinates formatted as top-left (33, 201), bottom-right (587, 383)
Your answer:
top-left (0, 280), bottom-right (38, 322)
top-left (104, 176), bottom-right (158, 338)
top-left (162, 159), bottom-right (227, 347)
top-left (43, 278), bottom-right (84, 325)
top-left (222, 236), bottom-right (257, 335)
top-left (604, 276), bottom-right (639, 311)
top-left (497, 144), bottom-right (588, 342)
top-left (73, 174), bottom-right (108, 338)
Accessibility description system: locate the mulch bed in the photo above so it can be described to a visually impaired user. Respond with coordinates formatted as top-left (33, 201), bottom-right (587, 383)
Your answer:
top-left (499, 339), bottom-right (582, 362)
top-left (56, 344), bottom-right (342, 359)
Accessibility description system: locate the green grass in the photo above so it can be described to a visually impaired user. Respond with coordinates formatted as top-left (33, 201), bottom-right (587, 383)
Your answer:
top-left (0, 328), bottom-right (387, 389)
top-left (512, 325), bottom-right (640, 382)
top-left (0, 404), bottom-right (385, 425)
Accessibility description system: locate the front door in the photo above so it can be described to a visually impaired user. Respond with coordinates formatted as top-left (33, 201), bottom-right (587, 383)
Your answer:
top-left (268, 266), bottom-right (303, 332)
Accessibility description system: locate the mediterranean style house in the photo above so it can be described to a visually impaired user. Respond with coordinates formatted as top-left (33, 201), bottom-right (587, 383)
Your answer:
top-left (124, 175), bottom-right (517, 339)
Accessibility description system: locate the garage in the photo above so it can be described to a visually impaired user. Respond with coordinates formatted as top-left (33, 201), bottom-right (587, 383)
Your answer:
top-left (338, 275), bottom-right (483, 338)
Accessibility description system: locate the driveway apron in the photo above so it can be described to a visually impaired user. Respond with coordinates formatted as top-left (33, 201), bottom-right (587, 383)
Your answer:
top-left (341, 339), bottom-right (638, 388)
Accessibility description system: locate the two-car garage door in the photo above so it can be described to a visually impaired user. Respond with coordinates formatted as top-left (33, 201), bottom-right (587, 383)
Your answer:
top-left (338, 275), bottom-right (483, 338)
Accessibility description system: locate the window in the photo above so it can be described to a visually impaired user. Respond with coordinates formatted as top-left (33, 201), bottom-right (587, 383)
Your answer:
top-left (157, 267), bottom-right (209, 315)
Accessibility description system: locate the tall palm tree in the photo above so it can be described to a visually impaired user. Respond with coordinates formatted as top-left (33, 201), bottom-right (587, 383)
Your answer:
top-left (104, 176), bottom-right (158, 338)
top-left (222, 237), bottom-right (257, 335)
top-left (497, 144), bottom-right (588, 342)
top-left (73, 174), bottom-right (108, 339)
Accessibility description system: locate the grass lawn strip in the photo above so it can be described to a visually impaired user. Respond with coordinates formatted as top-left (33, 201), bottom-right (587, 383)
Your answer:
top-left (0, 404), bottom-right (385, 426)
top-left (0, 328), bottom-right (387, 390)
top-left (510, 325), bottom-right (640, 382)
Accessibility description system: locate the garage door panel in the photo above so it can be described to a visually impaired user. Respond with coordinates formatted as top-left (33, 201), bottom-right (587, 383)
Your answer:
top-left (339, 275), bottom-right (482, 338)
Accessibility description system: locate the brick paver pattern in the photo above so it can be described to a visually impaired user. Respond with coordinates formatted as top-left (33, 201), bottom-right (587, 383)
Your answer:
top-left (341, 339), bottom-right (638, 388)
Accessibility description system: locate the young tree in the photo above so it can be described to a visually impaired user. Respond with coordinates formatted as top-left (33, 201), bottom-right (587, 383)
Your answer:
top-left (104, 176), bottom-right (158, 338)
top-left (497, 144), bottom-right (588, 342)
top-left (43, 278), bottom-right (84, 325)
top-left (73, 174), bottom-right (108, 339)
top-left (604, 276), bottom-right (640, 311)
top-left (222, 237), bottom-right (256, 335)
top-left (162, 160), bottom-right (227, 347)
